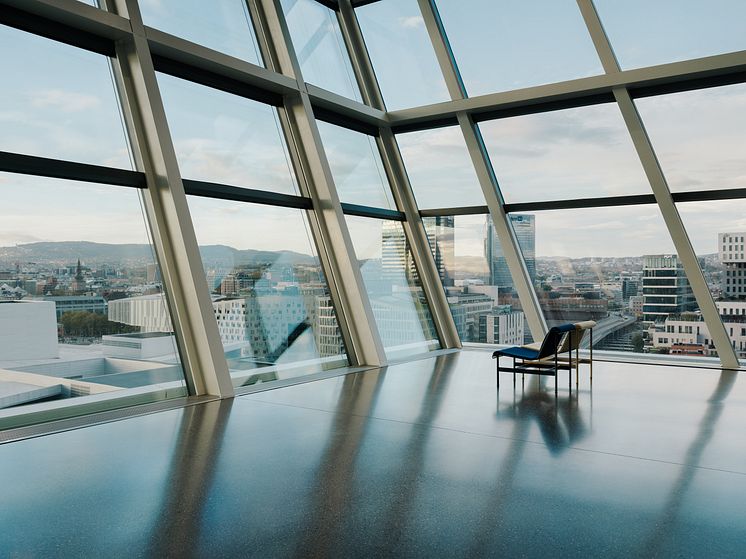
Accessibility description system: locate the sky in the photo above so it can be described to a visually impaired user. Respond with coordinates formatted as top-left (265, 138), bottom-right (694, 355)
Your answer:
top-left (0, 1), bottom-right (744, 260)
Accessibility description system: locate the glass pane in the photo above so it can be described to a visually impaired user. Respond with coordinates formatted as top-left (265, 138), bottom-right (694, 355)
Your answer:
top-left (346, 216), bottom-right (440, 359)
top-left (595, 0), bottom-right (746, 70)
top-left (281, 0), bottom-right (361, 102)
top-left (0, 173), bottom-right (186, 423)
top-left (435, 0), bottom-right (602, 96)
top-left (636, 84), bottom-right (746, 194)
top-left (157, 73), bottom-right (300, 195)
top-left (0, 25), bottom-right (131, 168)
top-left (480, 104), bottom-right (650, 203)
top-left (140, 0), bottom-right (263, 66)
top-left (317, 121), bottom-right (395, 209)
top-left (426, 215), bottom-right (533, 345)
top-left (187, 197), bottom-right (348, 386)
top-left (521, 205), bottom-right (712, 360)
top-left (356, 0), bottom-right (449, 109)
top-left (678, 200), bottom-right (745, 360)
top-left (397, 127), bottom-right (485, 209)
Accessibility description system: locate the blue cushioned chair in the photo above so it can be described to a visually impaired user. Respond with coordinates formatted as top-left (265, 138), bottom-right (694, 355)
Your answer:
top-left (492, 323), bottom-right (576, 395)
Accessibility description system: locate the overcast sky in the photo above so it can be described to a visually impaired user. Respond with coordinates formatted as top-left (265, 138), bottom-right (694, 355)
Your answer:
top-left (0, 0), bottom-right (744, 260)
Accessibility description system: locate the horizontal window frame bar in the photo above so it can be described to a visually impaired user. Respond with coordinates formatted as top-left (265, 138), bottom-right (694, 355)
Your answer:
top-left (0, 2), bottom-right (117, 57)
top-left (0, 151), bottom-right (146, 188)
top-left (387, 51), bottom-right (746, 131)
top-left (504, 194), bottom-right (657, 213)
top-left (350, 0), bottom-right (383, 7)
top-left (182, 178), bottom-right (313, 210)
top-left (313, 106), bottom-right (381, 136)
top-left (419, 205), bottom-right (489, 217)
top-left (340, 203), bottom-right (406, 221)
top-left (152, 56), bottom-right (285, 108)
top-left (418, 189), bottom-right (746, 216)
top-left (312, 0), bottom-right (340, 10)
top-left (672, 188), bottom-right (746, 203)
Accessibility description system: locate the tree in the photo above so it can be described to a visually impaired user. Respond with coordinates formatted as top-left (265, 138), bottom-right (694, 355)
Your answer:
top-left (631, 333), bottom-right (644, 353)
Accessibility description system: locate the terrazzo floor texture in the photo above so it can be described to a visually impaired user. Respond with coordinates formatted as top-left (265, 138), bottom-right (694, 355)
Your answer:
top-left (1, 350), bottom-right (745, 558)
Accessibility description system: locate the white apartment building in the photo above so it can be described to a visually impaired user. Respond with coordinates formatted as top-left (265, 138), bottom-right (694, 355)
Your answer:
top-left (651, 301), bottom-right (746, 357)
top-left (719, 232), bottom-right (746, 297)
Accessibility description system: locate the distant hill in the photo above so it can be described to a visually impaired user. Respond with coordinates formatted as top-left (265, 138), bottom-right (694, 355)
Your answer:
top-left (0, 241), bottom-right (318, 268)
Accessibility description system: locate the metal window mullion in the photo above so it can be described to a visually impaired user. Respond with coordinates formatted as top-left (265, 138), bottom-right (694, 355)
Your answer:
top-left (336, 0), bottom-right (460, 349)
top-left (458, 113), bottom-right (548, 340)
top-left (105, 0), bottom-right (234, 396)
top-left (250, 0), bottom-right (386, 367)
top-left (417, 0), bottom-right (548, 340)
top-left (614, 90), bottom-right (739, 369)
top-left (578, 0), bottom-right (739, 369)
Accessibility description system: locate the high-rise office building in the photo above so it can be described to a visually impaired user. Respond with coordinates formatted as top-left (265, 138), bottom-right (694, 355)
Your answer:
top-left (485, 214), bottom-right (535, 289)
top-left (381, 217), bottom-right (454, 286)
top-left (642, 254), bottom-right (696, 326)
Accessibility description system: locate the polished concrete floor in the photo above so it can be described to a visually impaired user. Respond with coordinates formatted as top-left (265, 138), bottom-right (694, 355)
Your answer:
top-left (1, 351), bottom-right (745, 558)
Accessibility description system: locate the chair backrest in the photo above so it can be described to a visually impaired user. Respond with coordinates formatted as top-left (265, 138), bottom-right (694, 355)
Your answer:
top-left (560, 320), bottom-right (597, 352)
top-left (536, 323), bottom-right (575, 359)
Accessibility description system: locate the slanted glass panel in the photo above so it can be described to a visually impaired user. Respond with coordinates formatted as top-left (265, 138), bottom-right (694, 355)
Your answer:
top-left (396, 127), bottom-right (486, 209)
top-left (678, 200), bottom-right (746, 361)
top-left (157, 73), bottom-right (300, 195)
top-left (281, 0), bottom-right (362, 102)
top-left (356, 0), bottom-right (449, 110)
top-left (594, 0), bottom-right (746, 70)
top-left (425, 215), bottom-right (533, 345)
top-left (346, 216), bottom-right (440, 359)
top-left (140, 0), bottom-right (263, 66)
top-left (317, 121), bottom-right (396, 209)
top-left (479, 104), bottom-right (650, 203)
top-left (434, 0), bottom-right (602, 97)
top-left (187, 197), bottom-right (348, 386)
top-left (518, 205), bottom-right (711, 360)
top-left (0, 25), bottom-right (131, 169)
top-left (636, 84), bottom-right (746, 194)
top-left (0, 173), bottom-right (187, 426)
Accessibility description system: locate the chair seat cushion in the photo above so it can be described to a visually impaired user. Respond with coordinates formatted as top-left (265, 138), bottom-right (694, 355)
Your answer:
top-left (492, 346), bottom-right (541, 360)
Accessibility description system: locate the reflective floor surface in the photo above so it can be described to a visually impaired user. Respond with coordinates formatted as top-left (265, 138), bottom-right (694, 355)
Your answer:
top-left (1, 350), bottom-right (745, 558)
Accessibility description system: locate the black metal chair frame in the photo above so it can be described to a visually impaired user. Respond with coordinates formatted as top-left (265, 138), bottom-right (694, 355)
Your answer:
top-left (492, 325), bottom-right (576, 396)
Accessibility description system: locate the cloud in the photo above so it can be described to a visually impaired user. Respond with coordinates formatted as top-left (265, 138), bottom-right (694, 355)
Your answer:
top-left (30, 89), bottom-right (101, 113)
top-left (398, 16), bottom-right (424, 29)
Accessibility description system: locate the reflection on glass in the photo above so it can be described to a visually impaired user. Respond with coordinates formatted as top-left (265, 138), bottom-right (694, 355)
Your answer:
top-left (425, 215), bottom-right (533, 345)
top-left (317, 122), bottom-right (395, 209)
top-left (397, 127), bottom-right (485, 209)
top-left (187, 197), bottom-right (348, 386)
top-left (480, 104), bottom-right (650, 203)
top-left (595, 0), bottom-right (746, 70)
top-left (140, 0), bottom-right (263, 66)
top-left (434, 0), bottom-right (602, 96)
top-left (157, 73), bottom-right (299, 194)
top-left (0, 25), bottom-right (131, 168)
top-left (356, 0), bottom-right (449, 109)
top-left (0, 173), bottom-right (186, 422)
top-left (281, 0), bottom-right (361, 101)
top-left (677, 200), bottom-right (746, 361)
top-left (346, 216), bottom-right (440, 359)
top-left (636, 84), bottom-right (746, 193)
top-left (518, 205), bottom-right (711, 359)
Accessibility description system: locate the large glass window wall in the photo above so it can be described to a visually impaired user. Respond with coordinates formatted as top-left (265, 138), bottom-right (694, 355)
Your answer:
top-left (0, 25), bottom-right (131, 169)
top-left (346, 216), bottom-right (440, 360)
top-left (281, 0), bottom-right (362, 101)
top-left (140, 0), bottom-right (264, 66)
top-left (4, 0), bottom-right (746, 433)
top-left (0, 173), bottom-right (186, 428)
top-left (187, 198), bottom-right (348, 386)
top-left (434, 0), bottom-right (603, 96)
top-left (157, 73), bottom-right (300, 195)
